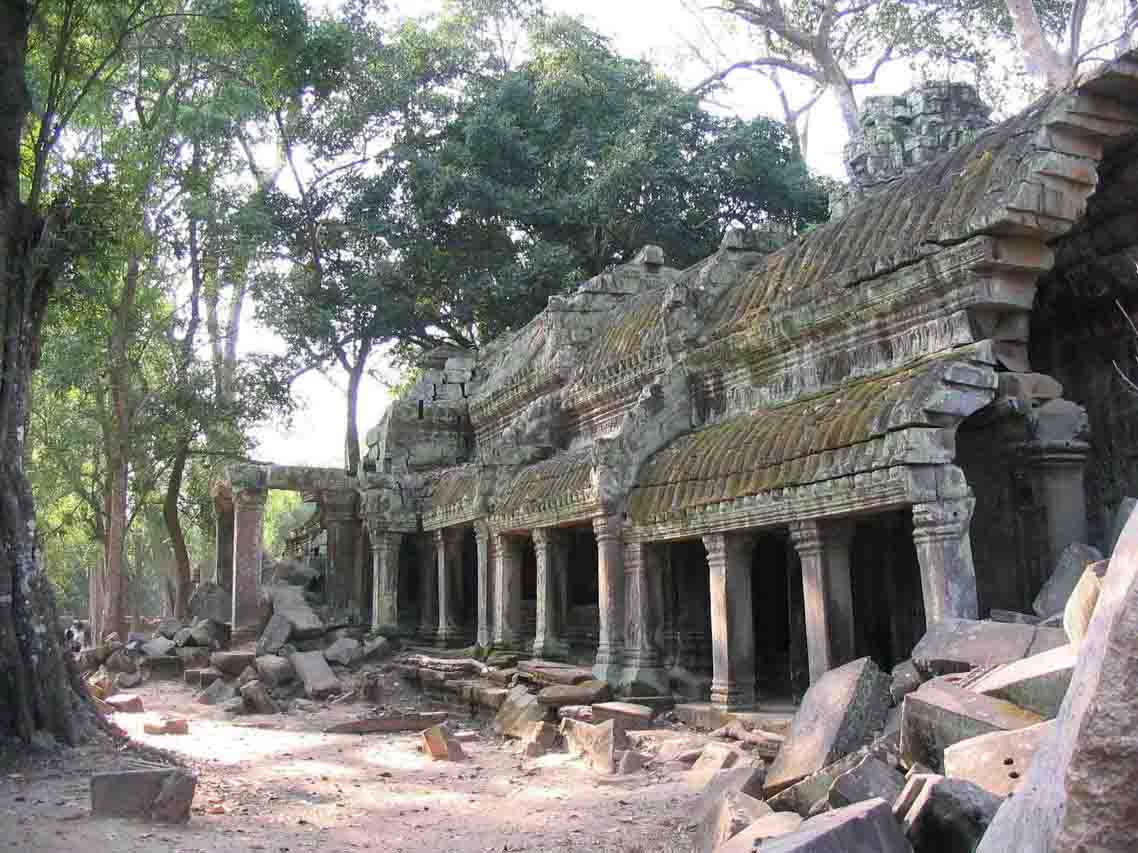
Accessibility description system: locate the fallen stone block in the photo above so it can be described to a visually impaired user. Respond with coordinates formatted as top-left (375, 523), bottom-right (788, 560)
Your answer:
top-left (323, 636), bottom-right (361, 666)
top-left (114, 670), bottom-right (142, 690)
top-left (537, 679), bottom-right (611, 707)
top-left (910, 618), bottom-right (1064, 677)
top-left (267, 584), bottom-right (324, 639)
top-left (210, 651), bottom-right (256, 677)
top-left (105, 693), bottom-right (144, 713)
top-left (289, 650), bottom-right (341, 699)
top-left (693, 764), bottom-right (768, 817)
top-left (889, 660), bottom-right (924, 706)
top-left (142, 636), bottom-right (176, 657)
top-left (747, 798), bottom-right (911, 852)
top-left (977, 510), bottom-right (1138, 852)
top-left (184, 667), bottom-right (223, 689)
top-left (516, 660), bottom-right (595, 686)
top-left (695, 790), bottom-right (771, 853)
top-left (195, 678), bottom-right (236, 706)
top-left (1063, 559), bottom-right (1108, 650)
top-left (221, 696), bottom-right (246, 714)
top-left (560, 718), bottom-right (616, 774)
top-left (942, 720), bottom-right (1054, 797)
top-left (520, 720), bottom-right (559, 758)
top-left (710, 720), bottom-right (785, 761)
top-left (324, 710), bottom-right (447, 734)
top-left (240, 680), bottom-right (279, 714)
top-left (895, 774), bottom-right (999, 852)
top-left (616, 749), bottom-right (643, 774)
top-left (237, 665), bottom-right (258, 687)
top-left (142, 655), bottom-right (182, 681)
top-left (175, 647), bottom-right (211, 670)
top-left (767, 739), bottom-right (896, 818)
top-left (254, 654), bottom-right (295, 687)
top-left (764, 657), bottom-right (891, 797)
top-left (717, 811), bottom-right (804, 851)
top-left (688, 742), bottom-right (741, 789)
top-left (900, 681), bottom-right (1043, 772)
top-left (143, 718), bottom-right (189, 736)
top-left (105, 649), bottom-right (139, 674)
top-left (421, 723), bottom-right (466, 761)
top-left (172, 627), bottom-right (196, 648)
top-left (155, 618), bottom-right (182, 640)
top-left (557, 704), bottom-right (593, 722)
top-left (360, 636), bottom-right (392, 661)
top-left (493, 685), bottom-right (549, 738)
top-left (1033, 543), bottom-right (1103, 616)
top-left (90, 769), bottom-right (197, 823)
top-left (591, 701), bottom-right (653, 733)
top-left (256, 613), bottom-right (292, 656)
top-left (968, 643), bottom-right (1074, 718)
top-left (827, 754), bottom-right (905, 809)
top-left (987, 609), bottom-right (1039, 625)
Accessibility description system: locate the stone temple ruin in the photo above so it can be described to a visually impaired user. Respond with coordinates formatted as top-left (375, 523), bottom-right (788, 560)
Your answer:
top-left (209, 55), bottom-right (1138, 718)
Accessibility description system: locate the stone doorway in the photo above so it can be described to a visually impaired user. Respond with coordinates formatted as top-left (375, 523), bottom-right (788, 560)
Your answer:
top-left (662, 539), bottom-right (713, 700)
top-left (749, 530), bottom-right (809, 701)
top-left (396, 536), bottom-right (422, 635)
top-left (565, 525), bottom-right (599, 664)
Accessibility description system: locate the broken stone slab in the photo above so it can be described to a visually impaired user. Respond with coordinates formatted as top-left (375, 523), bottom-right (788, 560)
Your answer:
top-left (240, 680), bottom-right (279, 714)
top-left (421, 723), bottom-right (466, 761)
top-left (987, 609), bottom-right (1040, 625)
top-left (767, 738), bottom-right (896, 818)
top-left (968, 643), bottom-right (1074, 718)
top-left (560, 717), bottom-right (616, 774)
top-left (155, 618), bottom-right (182, 640)
top-left (764, 657), bottom-right (891, 798)
top-left (105, 693), bottom-right (144, 713)
top-left (692, 763), bottom-right (768, 819)
top-left (516, 660), bottom-right (595, 686)
top-left (220, 696), bottom-right (246, 714)
top-left (591, 701), bottom-right (654, 733)
top-left (1105, 496), bottom-right (1136, 555)
top-left (710, 720), bottom-right (786, 761)
top-left (267, 584), bottom-right (324, 639)
top-left (256, 613), bottom-right (292, 656)
top-left (142, 655), bottom-right (182, 681)
top-left (323, 710), bottom-right (448, 734)
top-left (717, 812), bottom-right (804, 852)
top-left (236, 665), bottom-right (258, 687)
top-left (143, 718), bottom-right (190, 736)
top-left (172, 627), bottom-right (196, 648)
top-left (688, 742), bottom-right (741, 789)
top-left (536, 679), bottom-right (611, 707)
top-left (942, 719), bottom-right (1055, 797)
top-left (114, 670), bottom-right (143, 690)
top-left (323, 636), bottom-right (362, 666)
top-left (557, 704), bottom-right (593, 722)
top-left (184, 667), bottom-right (223, 689)
top-left (910, 618), bottom-right (1066, 677)
top-left (175, 646), bottom-right (210, 670)
top-left (895, 774), bottom-right (999, 852)
top-left (976, 508), bottom-right (1138, 852)
top-left (695, 790), bottom-right (772, 853)
top-left (493, 685), bottom-right (550, 738)
top-left (1033, 542), bottom-right (1103, 616)
top-left (900, 680), bottom-right (1043, 771)
top-left (289, 650), bottom-right (341, 699)
top-left (195, 679), bottom-right (236, 706)
top-left (519, 720), bottom-right (559, 758)
top-left (142, 636), bottom-right (176, 657)
top-left (361, 636), bottom-right (392, 661)
top-left (890, 660), bottom-right (925, 705)
top-left (210, 651), bottom-right (256, 677)
top-left (1063, 559), bottom-right (1108, 649)
top-left (750, 798), bottom-right (912, 853)
top-left (254, 654), bottom-right (295, 687)
top-left (105, 649), bottom-right (139, 674)
top-left (616, 749), bottom-right (643, 774)
top-left (90, 769), bottom-right (197, 823)
top-left (827, 754), bottom-right (906, 809)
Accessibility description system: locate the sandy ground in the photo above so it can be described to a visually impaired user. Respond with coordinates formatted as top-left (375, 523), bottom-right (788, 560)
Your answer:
top-left (1, 678), bottom-right (711, 853)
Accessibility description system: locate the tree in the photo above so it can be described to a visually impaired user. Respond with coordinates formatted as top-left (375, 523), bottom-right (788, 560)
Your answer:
top-left (1006, 0), bottom-right (1138, 89)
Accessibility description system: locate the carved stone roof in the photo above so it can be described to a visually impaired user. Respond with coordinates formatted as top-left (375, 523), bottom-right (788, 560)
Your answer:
top-left (492, 449), bottom-right (599, 530)
top-left (629, 351), bottom-right (997, 524)
top-left (421, 464), bottom-right (482, 529)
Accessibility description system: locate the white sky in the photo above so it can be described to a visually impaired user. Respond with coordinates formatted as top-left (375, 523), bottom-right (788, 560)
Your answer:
top-left (245, 0), bottom-right (994, 468)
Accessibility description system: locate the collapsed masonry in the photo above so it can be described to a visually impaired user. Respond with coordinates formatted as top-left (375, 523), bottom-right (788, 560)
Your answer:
top-left (207, 53), bottom-right (1138, 714)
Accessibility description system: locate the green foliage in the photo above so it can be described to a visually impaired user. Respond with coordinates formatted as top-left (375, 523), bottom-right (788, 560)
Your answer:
top-left (263, 492), bottom-right (314, 557)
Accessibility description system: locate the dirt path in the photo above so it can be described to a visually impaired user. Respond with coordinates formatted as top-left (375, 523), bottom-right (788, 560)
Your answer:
top-left (1, 681), bottom-right (704, 852)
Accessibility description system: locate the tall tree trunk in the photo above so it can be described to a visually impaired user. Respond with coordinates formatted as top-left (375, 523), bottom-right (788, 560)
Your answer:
top-left (163, 438), bottom-right (192, 619)
top-left (344, 351), bottom-right (367, 475)
top-left (1006, 0), bottom-right (1072, 89)
top-left (0, 0), bottom-right (85, 745)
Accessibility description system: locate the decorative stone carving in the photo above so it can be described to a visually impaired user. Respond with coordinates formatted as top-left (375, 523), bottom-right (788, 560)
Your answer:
top-left (704, 532), bottom-right (757, 710)
top-left (788, 520), bottom-right (856, 684)
top-left (912, 497), bottom-right (980, 623)
top-left (593, 514), bottom-right (625, 683)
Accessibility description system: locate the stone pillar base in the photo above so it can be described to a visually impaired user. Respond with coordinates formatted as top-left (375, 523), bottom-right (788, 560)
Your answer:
top-left (533, 637), bottom-right (570, 662)
top-left (710, 679), bottom-right (756, 712)
top-left (620, 662), bottom-right (668, 695)
top-left (436, 625), bottom-right (467, 648)
top-left (593, 659), bottom-right (625, 685)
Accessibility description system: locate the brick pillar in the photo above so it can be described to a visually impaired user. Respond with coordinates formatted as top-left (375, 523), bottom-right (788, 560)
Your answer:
top-left (370, 530), bottom-right (402, 633)
top-left (593, 514), bottom-right (625, 684)
top-left (789, 518), bottom-right (856, 684)
top-left (912, 498), bottom-right (979, 623)
top-left (704, 531), bottom-right (757, 710)
top-left (532, 528), bottom-right (569, 661)
top-left (493, 533), bottom-right (523, 648)
top-left (475, 522), bottom-right (495, 648)
top-left (418, 534), bottom-right (438, 642)
top-left (214, 503), bottom-right (234, 588)
top-left (232, 489), bottom-right (267, 630)
top-left (622, 539), bottom-right (667, 692)
top-left (436, 528), bottom-right (465, 646)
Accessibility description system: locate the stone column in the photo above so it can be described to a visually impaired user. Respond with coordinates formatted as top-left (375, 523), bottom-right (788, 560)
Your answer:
top-left (912, 497), bottom-right (979, 623)
top-left (436, 528), bottom-right (465, 646)
top-left (593, 515), bottom-right (625, 683)
top-left (417, 534), bottom-right (438, 642)
top-left (1025, 446), bottom-right (1090, 564)
top-left (789, 518), bottom-right (856, 684)
top-left (322, 490), bottom-right (360, 613)
top-left (622, 540), bottom-right (667, 692)
top-left (371, 531), bottom-right (402, 633)
top-left (214, 505), bottom-right (235, 589)
top-left (493, 533), bottom-right (523, 648)
top-left (475, 522), bottom-right (495, 648)
top-left (532, 528), bottom-right (569, 661)
top-left (232, 489), bottom-right (267, 630)
top-left (704, 532), bottom-right (757, 710)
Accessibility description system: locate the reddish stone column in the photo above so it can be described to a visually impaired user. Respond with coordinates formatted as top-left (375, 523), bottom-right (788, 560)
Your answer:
top-left (789, 518), bottom-right (856, 684)
top-left (704, 531), bottom-right (756, 710)
top-left (232, 489), bottom-right (267, 630)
